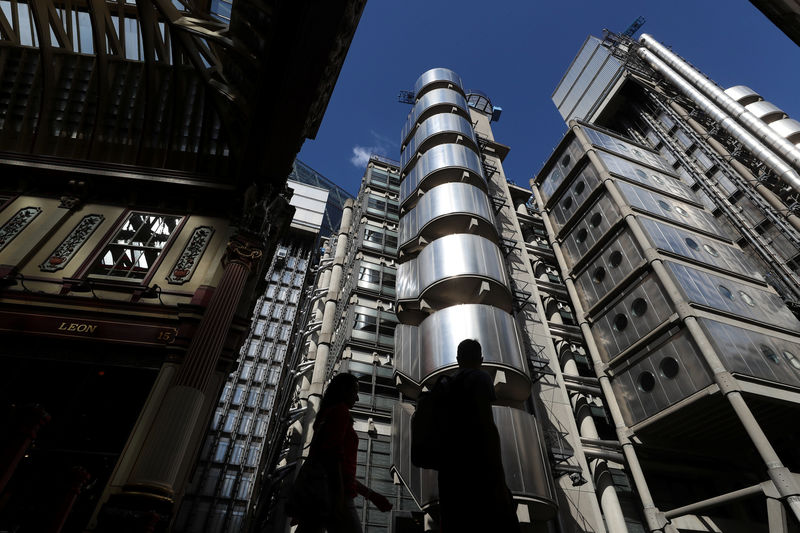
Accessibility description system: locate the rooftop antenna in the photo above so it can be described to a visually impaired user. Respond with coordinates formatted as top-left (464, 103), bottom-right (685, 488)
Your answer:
top-left (622, 16), bottom-right (646, 38)
top-left (398, 90), bottom-right (415, 104)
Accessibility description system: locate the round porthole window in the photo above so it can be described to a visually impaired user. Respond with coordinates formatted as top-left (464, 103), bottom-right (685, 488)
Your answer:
top-left (613, 313), bottom-right (628, 332)
top-left (660, 357), bottom-right (680, 379)
top-left (784, 351), bottom-right (800, 370)
top-left (685, 238), bottom-right (699, 251)
top-left (561, 154), bottom-right (571, 168)
top-left (761, 344), bottom-right (780, 364)
top-left (652, 174), bottom-right (665, 184)
top-left (635, 169), bottom-right (648, 180)
top-left (617, 143), bottom-right (629, 152)
top-left (718, 285), bottom-right (734, 300)
top-left (658, 200), bottom-right (672, 211)
top-left (576, 228), bottom-right (588, 244)
top-left (739, 291), bottom-right (755, 307)
top-left (575, 181), bottom-right (586, 195)
top-left (638, 371), bottom-right (656, 392)
top-left (632, 148), bottom-right (643, 157)
top-left (590, 213), bottom-right (603, 228)
top-left (703, 244), bottom-right (719, 257)
top-left (631, 298), bottom-right (648, 317)
top-left (675, 206), bottom-right (689, 217)
top-left (609, 250), bottom-right (623, 268)
top-left (563, 196), bottom-right (573, 210)
top-left (593, 267), bottom-right (606, 284)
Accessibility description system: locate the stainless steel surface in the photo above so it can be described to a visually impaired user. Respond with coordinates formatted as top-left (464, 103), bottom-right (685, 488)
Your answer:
top-left (614, 180), bottom-right (730, 239)
top-left (402, 88), bottom-right (470, 146)
top-left (573, 228), bottom-right (646, 311)
top-left (401, 114), bottom-right (478, 174)
top-left (595, 151), bottom-right (696, 204)
top-left (724, 85), bottom-right (761, 106)
top-left (396, 234), bottom-right (513, 313)
top-left (396, 256), bottom-right (419, 302)
top-left (609, 327), bottom-right (713, 426)
top-left (663, 261), bottom-right (800, 333)
top-left (413, 68), bottom-right (464, 99)
top-left (582, 127), bottom-right (674, 173)
top-left (393, 324), bottom-right (422, 397)
top-left (560, 193), bottom-right (622, 268)
top-left (399, 182), bottom-right (497, 253)
top-left (637, 217), bottom-right (763, 282)
top-left (539, 137), bottom-right (586, 204)
top-left (590, 272), bottom-right (674, 362)
top-left (549, 162), bottom-right (602, 233)
top-left (391, 403), bottom-right (558, 517)
top-left (400, 143), bottom-right (486, 209)
top-left (638, 36), bottom-right (800, 194)
top-left (744, 100), bottom-right (785, 123)
top-left (412, 303), bottom-right (530, 395)
top-left (699, 318), bottom-right (800, 390)
top-left (769, 118), bottom-right (800, 143)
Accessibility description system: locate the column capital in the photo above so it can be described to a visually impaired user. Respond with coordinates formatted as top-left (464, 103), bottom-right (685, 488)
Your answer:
top-left (222, 236), bottom-right (264, 272)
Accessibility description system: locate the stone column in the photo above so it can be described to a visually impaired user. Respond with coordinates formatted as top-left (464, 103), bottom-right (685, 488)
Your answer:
top-left (95, 235), bottom-right (263, 532)
top-left (0, 404), bottom-right (50, 494)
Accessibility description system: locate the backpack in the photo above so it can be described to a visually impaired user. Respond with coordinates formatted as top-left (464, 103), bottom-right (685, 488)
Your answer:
top-left (410, 374), bottom-right (452, 470)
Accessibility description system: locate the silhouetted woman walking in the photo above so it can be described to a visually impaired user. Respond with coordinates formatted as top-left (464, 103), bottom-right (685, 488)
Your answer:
top-left (296, 373), bottom-right (392, 533)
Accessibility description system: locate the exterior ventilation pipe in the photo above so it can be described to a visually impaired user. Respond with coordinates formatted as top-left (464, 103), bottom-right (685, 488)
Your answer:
top-left (636, 45), bottom-right (800, 196)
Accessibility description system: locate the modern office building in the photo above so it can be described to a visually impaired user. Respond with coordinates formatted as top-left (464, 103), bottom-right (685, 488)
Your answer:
top-left (0, 0), bottom-right (365, 531)
top-left (174, 164), bottom-right (352, 533)
top-left (531, 31), bottom-right (800, 532)
top-left (260, 34), bottom-right (800, 533)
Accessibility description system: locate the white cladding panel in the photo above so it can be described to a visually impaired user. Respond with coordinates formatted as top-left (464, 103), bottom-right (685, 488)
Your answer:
top-left (553, 36), bottom-right (624, 123)
top-left (288, 179), bottom-right (329, 232)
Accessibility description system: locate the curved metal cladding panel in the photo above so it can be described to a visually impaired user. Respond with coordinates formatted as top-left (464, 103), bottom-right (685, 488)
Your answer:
top-left (396, 256), bottom-right (419, 302)
top-left (637, 217), bottom-right (763, 282)
top-left (560, 193), bottom-right (622, 270)
top-left (769, 118), bottom-right (800, 143)
top-left (699, 318), bottom-right (800, 390)
top-left (724, 85), bottom-right (761, 105)
top-left (745, 100), bottom-right (785, 123)
top-left (413, 68), bottom-right (464, 99)
top-left (401, 88), bottom-right (470, 145)
top-left (549, 163), bottom-right (603, 235)
top-left (595, 151), bottom-right (696, 205)
top-left (591, 272), bottom-right (675, 363)
top-left (573, 227), bottom-right (646, 312)
top-left (609, 326), bottom-right (713, 427)
top-left (663, 261), bottom-right (800, 333)
top-left (393, 324), bottom-right (421, 395)
top-left (401, 114), bottom-right (478, 173)
top-left (538, 137), bottom-right (586, 205)
top-left (391, 403), bottom-right (558, 516)
top-left (416, 304), bottom-right (530, 399)
top-left (391, 402), bottom-right (439, 508)
top-left (581, 127), bottom-right (675, 174)
top-left (614, 181), bottom-right (732, 240)
top-left (415, 234), bottom-right (512, 312)
top-left (399, 182), bottom-right (497, 252)
top-left (493, 406), bottom-right (558, 519)
top-left (396, 235), bottom-right (512, 314)
top-left (400, 143), bottom-right (486, 209)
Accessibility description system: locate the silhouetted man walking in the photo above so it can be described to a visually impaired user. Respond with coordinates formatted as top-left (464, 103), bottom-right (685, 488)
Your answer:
top-left (437, 339), bottom-right (520, 533)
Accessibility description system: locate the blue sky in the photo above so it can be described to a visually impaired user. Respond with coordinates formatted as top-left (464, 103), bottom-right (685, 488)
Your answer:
top-left (297, 1), bottom-right (800, 196)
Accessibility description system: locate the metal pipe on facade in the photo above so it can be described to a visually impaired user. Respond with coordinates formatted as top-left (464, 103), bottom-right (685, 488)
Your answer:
top-left (636, 46), bottom-right (800, 195)
top-left (639, 34), bottom-right (800, 184)
top-left (299, 199), bottom-right (354, 453)
top-left (665, 100), bottom-right (800, 235)
top-left (663, 484), bottom-right (763, 520)
top-left (533, 186), bottom-right (671, 533)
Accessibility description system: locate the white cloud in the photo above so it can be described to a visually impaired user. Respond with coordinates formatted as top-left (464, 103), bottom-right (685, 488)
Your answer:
top-left (349, 130), bottom-right (399, 168)
top-left (350, 145), bottom-right (376, 167)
